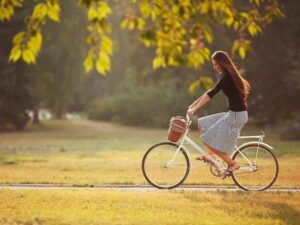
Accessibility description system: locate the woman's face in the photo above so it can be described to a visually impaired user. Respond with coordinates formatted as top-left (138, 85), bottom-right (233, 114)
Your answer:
top-left (212, 59), bottom-right (223, 73)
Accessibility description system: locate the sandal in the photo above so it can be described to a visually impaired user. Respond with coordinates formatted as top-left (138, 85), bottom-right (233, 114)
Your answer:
top-left (221, 163), bottom-right (240, 180)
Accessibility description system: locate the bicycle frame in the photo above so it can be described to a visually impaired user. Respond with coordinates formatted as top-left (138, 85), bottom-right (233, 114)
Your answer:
top-left (166, 124), bottom-right (223, 169)
top-left (166, 115), bottom-right (273, 173)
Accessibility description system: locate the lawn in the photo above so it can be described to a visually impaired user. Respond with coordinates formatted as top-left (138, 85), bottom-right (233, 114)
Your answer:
top-left (0, 119), bottom-right (299, 225)
top-left (0, 189), bottom-right (299, 225)
top-left (0, 119), bottom-right (299, 186)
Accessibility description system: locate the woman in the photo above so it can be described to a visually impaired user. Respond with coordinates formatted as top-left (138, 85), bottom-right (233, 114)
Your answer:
top-left (187, 51), bottom-right (250, 179)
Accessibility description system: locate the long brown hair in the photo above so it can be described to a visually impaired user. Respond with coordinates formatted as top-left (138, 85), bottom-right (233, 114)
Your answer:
top-left (211, 51), bottom-right (251, 102)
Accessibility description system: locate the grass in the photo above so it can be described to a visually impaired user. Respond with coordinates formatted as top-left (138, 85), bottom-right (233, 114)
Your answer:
top-left (0, 189), bottom-right (299, 225)
top-left (0, 119), bottom-right (299, 186)
top-left (0, 119), bottom-right (299, 224)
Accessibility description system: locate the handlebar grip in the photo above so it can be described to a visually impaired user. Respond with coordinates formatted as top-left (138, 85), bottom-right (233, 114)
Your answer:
top-left (186, 114), bottom-right (190, 122)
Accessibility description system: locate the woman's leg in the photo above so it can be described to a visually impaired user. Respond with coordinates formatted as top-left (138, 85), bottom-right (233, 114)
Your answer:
top-left (203, 142), bottom-right (237, 167)
top-left (198, 126), bottom-right (214, 156)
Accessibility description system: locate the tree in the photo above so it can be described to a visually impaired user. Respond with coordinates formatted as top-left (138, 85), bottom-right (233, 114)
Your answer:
top-left (0, 2), bottom-right (33, 129)
top-left (1, 0), bottom-right (284, 80)
top-left (32, 0), bottom-right (87, 119)
top-left (245, 0), bottom-right (300, 125)
top-left (0, 0), bottom-right (286, 129)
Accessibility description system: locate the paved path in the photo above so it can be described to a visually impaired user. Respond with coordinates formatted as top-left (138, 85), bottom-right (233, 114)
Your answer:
top-left (0, 184), bottom-right (299, 192)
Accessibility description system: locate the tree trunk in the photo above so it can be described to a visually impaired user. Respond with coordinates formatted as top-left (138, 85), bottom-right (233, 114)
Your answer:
top-left (55, 104), bottom-right (65, 119)
top-left (33, 106), bottom-right (40, 124)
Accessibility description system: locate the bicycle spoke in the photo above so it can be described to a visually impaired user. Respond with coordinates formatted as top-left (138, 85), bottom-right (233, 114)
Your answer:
top-left (142, 142), bottom-right (190, 189)
top-left (232, 145), bottom-right (278, 191)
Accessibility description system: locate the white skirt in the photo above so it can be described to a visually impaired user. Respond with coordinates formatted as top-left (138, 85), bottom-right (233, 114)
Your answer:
top-left (198, 110), bottom-right (248, 155)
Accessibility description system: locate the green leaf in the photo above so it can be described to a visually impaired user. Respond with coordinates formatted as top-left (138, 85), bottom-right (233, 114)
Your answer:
top-left (101, 35), bottom-right (113, 55)
top-left (204, 30), bottom-right (213, 44)
top-left (152, 56), bottom-right (164, 69)
top-left (96, 52), bottom-right (110, 75)
top-left (239, 47), bottom-right (246, 59)
top-left (233, 21), bottom-right (239, 31)
top-left (96, 58), bottom-right (106, 75)
top-left (12, 32), bottom-right (25, 45)
top-left (248, 23), bottom-right (261, 36)
top-left (0, 8), bottom-right (10, 21)
top-left (33, 3), bottom-right (48, 19)
top-left (188, 80), bottom-right (201, 93)
top-left (231, 40), bottom-right (239, 56)
top-left (88, 7), bottom-right (97, 21)
top-left (22, 49), bottom-right (36, 64)
top-left (120, 19), bottom-right (129, 29)
top-left (9, 46), bottom-right (21, 62)
top-left (151, 9), bottom-right (157, 20)
top-left (188, 51), bottom-right (205, 69)
top-left (137, 18), bottom-right (145, 30)
top-left (35, 32), bottom-right (43, 48)
top-left (47, 3), bottom-right (60, 22)
top-left (199, 76), bottom-right (214, 89)
top-left (96, 2), bottom-right (112, 20)
top-left (202, 47), bottom-right (211, 59)
top-left (140, 2), bottom-right (151, 17)
top-left (226, 16), bottom-right (234, 26)
top-left (84, 52), bottom-right (94, 72)
top-left (188, 76), bottom-right (213, 93)
top-left (128, 21), bottom-right (135, 30)
top-left (28, 37), bottom-right (40, 55)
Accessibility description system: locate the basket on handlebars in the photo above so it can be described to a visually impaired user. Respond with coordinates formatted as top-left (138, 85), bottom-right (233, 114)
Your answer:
top-left (168, 116), bottom-right (188, 142)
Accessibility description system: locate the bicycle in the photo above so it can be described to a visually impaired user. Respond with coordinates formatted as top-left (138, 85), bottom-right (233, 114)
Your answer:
top-left (142, 115), bottom-right (279, 191)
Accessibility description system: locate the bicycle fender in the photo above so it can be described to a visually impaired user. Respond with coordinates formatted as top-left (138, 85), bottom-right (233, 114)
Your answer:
top-left (237, 141), bottom-right (274, 150)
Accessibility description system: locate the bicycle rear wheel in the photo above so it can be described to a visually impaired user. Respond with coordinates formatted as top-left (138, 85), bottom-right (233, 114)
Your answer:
top-left (232, 144), bottom-right (279, 191)
top-left (142, 142), bottom-right (190, 189)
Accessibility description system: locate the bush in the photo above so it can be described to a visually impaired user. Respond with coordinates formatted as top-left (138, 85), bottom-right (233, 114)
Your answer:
top-left (87, 97), bottom-right (114, 121)
top-left (112, 79), bottom-right (190, 127)
top-left (87, 78), bottom-right (196, 127)
top-left (279, 120), bottom-right (300, 140)
top-left (86, 75), bottom-right (231, 128)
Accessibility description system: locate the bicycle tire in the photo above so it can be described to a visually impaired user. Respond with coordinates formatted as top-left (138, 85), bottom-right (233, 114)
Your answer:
top-left (142, 142), bottom-right (190, 189)
top-left (232, 143), bottom-right (279, 191)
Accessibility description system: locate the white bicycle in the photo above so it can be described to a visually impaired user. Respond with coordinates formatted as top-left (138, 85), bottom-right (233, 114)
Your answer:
top-left (142, 115), bottom-right (279, 191)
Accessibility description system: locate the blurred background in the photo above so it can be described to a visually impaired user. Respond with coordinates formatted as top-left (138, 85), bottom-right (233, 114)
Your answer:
top-left (0, 0), bottom-right (299, 138)
top-left (0, 1), bottom-right (299, 224)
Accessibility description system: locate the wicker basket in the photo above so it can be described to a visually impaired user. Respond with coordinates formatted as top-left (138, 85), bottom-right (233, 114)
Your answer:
top-left (168, 116), bottom-right (188, 142)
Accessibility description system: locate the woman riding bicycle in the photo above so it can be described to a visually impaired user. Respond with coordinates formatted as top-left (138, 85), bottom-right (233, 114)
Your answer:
top-left (187, 51), bottom-right (250, 179)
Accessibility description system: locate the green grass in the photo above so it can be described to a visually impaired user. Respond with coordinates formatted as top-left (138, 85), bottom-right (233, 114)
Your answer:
top-left (0, 189), bottom-right (299, 225)
top-left (0, 120), bottom-right (299, 224)
top-left (0, 119), bottom-right (299, 186)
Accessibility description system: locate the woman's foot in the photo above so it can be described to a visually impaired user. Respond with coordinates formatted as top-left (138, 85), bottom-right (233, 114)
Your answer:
top-left (195, 155), bottom-right (216, 164)
top-left (221, 162), bottom-right (240, 179)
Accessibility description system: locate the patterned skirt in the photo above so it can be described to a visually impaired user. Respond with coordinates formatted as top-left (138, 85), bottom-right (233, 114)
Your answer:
top-left (198, 110), bottom-right (248, 155)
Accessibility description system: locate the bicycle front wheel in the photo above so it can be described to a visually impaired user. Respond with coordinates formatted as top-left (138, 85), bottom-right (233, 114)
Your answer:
top-left (142, 142), bottom-right (190, 189)
top-left (232, 144), bottom-right (279, 191)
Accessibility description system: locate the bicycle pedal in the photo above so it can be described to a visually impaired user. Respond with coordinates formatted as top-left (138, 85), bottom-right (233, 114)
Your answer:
top-left (195, 157), bottom-right (205, 162)
top-left (221, 172), bottom-right (232, 179)
top-left (195, 157), bottom-right (213, 163)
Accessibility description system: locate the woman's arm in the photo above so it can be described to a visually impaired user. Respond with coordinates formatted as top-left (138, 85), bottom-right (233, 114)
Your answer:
top-left (187, 92), bottom-right (211, 115)
top-left (189, 95), bottom-right (204, 109)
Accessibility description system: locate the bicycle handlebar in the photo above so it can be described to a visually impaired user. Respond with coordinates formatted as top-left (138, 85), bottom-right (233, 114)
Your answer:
top-left (185, 114), bottom-right (191, 125)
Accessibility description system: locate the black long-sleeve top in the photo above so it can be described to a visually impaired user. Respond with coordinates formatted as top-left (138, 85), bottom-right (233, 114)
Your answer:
top-left (206, 70), bottom-right (247, 112)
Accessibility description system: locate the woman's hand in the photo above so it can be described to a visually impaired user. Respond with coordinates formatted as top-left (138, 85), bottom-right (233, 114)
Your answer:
top-left (187, 108), bottom-right (195, 116)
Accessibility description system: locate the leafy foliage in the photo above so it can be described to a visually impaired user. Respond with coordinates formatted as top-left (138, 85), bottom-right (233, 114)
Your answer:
top-left (7, 0), bottom-right (61, 64)
top-left (1, 0), bottom-right (283, 75)
top-left (125, 0), bottom-right (284, 67)
top-left (245, 0), bottom-right (300, 130)
top-left (79, 0), bottom-right (113, 75)
top-left (0, 3), bottom-right (33, 129)
top-left (87, 77), bottom-right (199, 127)
top-left (0, 0), bottom-right (23, 21)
